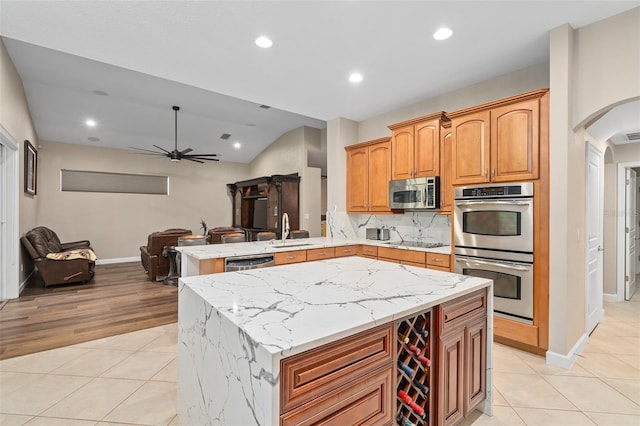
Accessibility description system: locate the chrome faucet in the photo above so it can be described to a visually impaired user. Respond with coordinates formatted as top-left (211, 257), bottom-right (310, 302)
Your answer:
top-left (281, 212), bottom-right (290, 244)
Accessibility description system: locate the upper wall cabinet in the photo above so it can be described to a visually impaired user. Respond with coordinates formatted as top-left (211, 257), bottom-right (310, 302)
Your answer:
top-left (345, 138), bottom-right (393, 213)
top-left (449, 89), bottom-right (548, 185)
top-left (388, 112), bottom-right (449, 180)
top-left (439, 121), bottom-right (453, 213)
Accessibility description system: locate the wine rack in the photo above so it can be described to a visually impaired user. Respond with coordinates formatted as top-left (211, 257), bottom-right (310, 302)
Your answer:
top-left (396, 309), bottom-right (434, 426)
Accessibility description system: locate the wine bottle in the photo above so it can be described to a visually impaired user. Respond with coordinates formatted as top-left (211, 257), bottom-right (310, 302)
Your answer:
top-left (413, 379), bottom-right (429, 394)
top-left (407, 343), bottom-right (420, 355)
top-left (415, 328), bottom-right (429, 339)
top-left (398, 333), bottom-right (410, 344)
top-left (398, 361), bottom-right (415, 376)
top-left (397, 390), bottom-right (425, 417)
top-left (417, 355), bottom-right (431, 367)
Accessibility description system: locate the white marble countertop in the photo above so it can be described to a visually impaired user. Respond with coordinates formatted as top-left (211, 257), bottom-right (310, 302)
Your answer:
top-left (179, 256), bottom-right (489, 361)
top-left (176, 236), bottom-right (451, 260)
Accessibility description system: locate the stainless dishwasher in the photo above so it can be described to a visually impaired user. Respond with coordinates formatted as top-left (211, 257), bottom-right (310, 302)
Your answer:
top-left (224, 253), bottom-right (275, 272)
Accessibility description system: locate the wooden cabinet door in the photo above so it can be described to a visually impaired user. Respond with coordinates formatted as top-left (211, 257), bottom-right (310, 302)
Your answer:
top-left (464, 318), bottom-right (486, 415)
top-left (391, 125), bottom-right (414, 180)
top-left (440, 127), bottom-right (453, 213)
top-left (452, 111), bottom-right (490, 185)
top-left (491, 98), bottom-right (540, 182)
top-left (414, 119), bottom-right (440, 178)
top-left (438, 328), bottom-right (465, 426)
top-left (368, 141), bottom-right (392, 212)
top-left (346, 147), bottom-right (369, 212)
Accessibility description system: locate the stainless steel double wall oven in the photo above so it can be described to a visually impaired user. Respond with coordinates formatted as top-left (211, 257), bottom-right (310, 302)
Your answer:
top-left (453, 182), bottom-right (534, 324)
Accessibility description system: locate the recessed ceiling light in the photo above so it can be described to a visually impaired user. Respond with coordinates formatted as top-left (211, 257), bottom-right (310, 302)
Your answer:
top-left (433, 27), bottom-right (453, 41)
top-left (255, 36), bottom-right (273, 48)
top-left (85, 119), bottom-right (96, 127)
top-left (233, 142), bottom-right (241, 149)
top-left (349, 73), bottom-right (363, 83)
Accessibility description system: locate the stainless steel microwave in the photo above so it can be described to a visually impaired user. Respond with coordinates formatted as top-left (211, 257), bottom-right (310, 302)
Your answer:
top-left (389, 177), bottom-right (440, 210)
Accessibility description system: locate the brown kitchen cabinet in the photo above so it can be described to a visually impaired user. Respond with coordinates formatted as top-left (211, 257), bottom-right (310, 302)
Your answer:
top-left (346, 138), bottom-right (393, 213)
top-left (334, 245), bottom-right (361, 257)
top-left (275, 250), bottom-right (307, 265)
top-left (388, 112), bottom-right (449, 181)
top-left (450, 89), bottom-right (547, 185)
top-left (378, 246), bottom-right (426, 266)
top-left (437, 289), bottom-right (487, 426)
top-left (427, 252), bottom-right (451, 272)
top-left (439, 122), bottom-right (454, 214)
top-left (280, 324), bottom-right (394, 425)
top-left (306, 247), bottom-right (335, 262)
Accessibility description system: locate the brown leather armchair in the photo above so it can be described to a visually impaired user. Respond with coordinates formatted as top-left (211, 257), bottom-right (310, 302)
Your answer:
top-left (140, 228), bottom-right (192, 281)
top-left (21, 226), bottom-right (95, 287)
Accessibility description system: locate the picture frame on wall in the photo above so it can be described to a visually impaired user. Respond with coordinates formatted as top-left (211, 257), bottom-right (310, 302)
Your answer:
top-left (24, 140), bottom-right (37, 195)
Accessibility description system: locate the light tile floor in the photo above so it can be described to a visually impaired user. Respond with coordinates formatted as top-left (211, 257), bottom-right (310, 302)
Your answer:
top-left (1, 297), bottom-right (638, 426)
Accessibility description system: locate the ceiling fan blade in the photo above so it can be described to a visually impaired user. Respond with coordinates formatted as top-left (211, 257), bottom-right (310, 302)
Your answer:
top-left (130, 152), bottom-right (166, 156)
top-left (152, 144), bottom-right (171, 154)
top-left (129, 146), bottom-right (164, 154)
top-left (183, 153), bottom-right (219, 157)
top-left (185, 158), bottom-right (205, 164)
top-left (180, 148), bottom-right (193, 155)
top-left (189, 157), bottom-right (220, 162)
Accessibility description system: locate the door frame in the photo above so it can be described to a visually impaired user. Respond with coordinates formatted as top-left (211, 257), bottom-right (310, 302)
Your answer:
top-left (0, 125), bottom-right (20, 301)
top-left (616, 161), bottom-right (640, 301)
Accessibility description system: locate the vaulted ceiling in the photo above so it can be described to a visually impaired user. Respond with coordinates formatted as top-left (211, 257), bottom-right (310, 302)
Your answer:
top-left (1, 1), bottom-right (638, 163)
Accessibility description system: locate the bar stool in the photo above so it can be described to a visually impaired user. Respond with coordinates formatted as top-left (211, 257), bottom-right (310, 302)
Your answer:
top-left (290, 230), bottom-right (309, 239)
top-left (221, 232), bottom-right (246, 243)
top-left (257, 231), bottom-right (276, 241)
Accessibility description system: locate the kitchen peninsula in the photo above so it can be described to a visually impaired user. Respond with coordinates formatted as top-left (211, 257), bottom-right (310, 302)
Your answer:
top-left (177, 256), bottom-right (493, 425)
top-left (178, 236), bottom-right (452, 277)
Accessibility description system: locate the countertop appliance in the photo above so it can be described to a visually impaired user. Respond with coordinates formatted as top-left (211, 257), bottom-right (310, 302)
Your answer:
top-left (389, 177), bottom-right (440, 210)
top-left (224, 253), bottom-right (275, 272)
top-left (453, 182), bottom-right (534, 324)
top-left (366, 227), bottom-right (390, 241)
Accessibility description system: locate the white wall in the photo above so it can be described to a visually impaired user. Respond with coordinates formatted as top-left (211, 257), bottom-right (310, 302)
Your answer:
top-left (547, 7), bottom-right (640, 359)
top-left (36, 140), bottom-right (249, 260)
top-left (248, 126), bottom-right (323, 236)
top-left (0, 39), bottom-right (39, 293)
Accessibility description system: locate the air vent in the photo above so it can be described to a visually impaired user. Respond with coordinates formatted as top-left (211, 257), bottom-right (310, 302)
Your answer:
top-left (259, 105), bottom-right (271, 109)
top-left (626, 131), bottom-right (640, 141)
top-left (220, 133), bottom-right (231, 140)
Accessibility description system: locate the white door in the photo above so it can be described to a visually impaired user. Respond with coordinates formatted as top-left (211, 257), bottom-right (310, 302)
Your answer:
top-left (626, 169), bottom-right (638, 300)
top-left (585, 143), bottom-right (604, 335)
top-left (636, 176), bottom-right (640, 275)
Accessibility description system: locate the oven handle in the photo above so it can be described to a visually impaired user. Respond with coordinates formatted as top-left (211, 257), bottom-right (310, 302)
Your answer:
top-left (455, 257), bottom-right (532, 271)
top-left (454, 200), bottom-right (531, 207)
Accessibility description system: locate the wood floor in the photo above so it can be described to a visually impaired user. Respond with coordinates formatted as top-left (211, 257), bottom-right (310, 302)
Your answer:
top-left (0, 262), bottom-right (177, 360)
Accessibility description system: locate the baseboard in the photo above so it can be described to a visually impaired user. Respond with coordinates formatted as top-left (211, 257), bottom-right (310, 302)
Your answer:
top-left (96, 257), bottom-right (139, 265)
top-left (603, 292), bottom-right (620, 303)
top-left (545, 332), bottom-right (589, 370)
top-left (19, 269), bottom-right (35, 295)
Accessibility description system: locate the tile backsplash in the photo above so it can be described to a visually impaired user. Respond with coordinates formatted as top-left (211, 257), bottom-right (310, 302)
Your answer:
top-left (326, 210), bottom-right (451, 245)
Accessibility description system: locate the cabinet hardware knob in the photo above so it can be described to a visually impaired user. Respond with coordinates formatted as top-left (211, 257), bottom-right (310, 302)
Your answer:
top-left (492, 169), bottom-right (496, 177)
top-left (484, 168), bottom-right (488, 177)
top-left (286, 256), bottom-right (295, 259)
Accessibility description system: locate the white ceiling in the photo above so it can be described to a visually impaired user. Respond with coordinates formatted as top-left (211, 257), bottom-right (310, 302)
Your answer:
top-left (1, 1), bottom-right (639, 163)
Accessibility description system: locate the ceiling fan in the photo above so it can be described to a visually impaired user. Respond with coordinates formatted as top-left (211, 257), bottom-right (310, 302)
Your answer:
top-left (130, 106), bottom-right (219, 163)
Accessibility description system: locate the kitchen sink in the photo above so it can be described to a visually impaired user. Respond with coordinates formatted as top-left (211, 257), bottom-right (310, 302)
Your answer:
top-left (271, 243), bottom-right (313, 248)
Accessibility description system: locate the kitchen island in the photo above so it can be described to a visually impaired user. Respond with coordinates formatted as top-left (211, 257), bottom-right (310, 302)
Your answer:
top-left (178, 256), bottom-right (493, 425)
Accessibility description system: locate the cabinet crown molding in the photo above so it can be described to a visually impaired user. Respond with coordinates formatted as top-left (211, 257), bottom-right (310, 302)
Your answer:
top-left (447, 88), bottom-right (549, 119)
top-left (344, 137), bottom-right (391, 151)
top-left (387, 111), bottom-right (449, 130)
